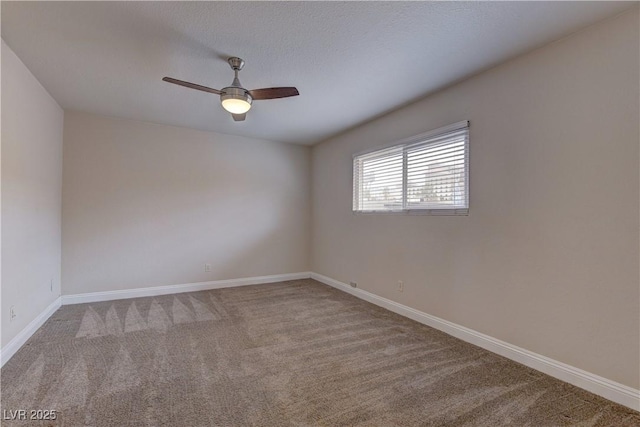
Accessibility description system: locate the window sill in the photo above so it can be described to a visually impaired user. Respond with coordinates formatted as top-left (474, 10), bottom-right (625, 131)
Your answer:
top-left (352, 208), bottom-right (469, 216)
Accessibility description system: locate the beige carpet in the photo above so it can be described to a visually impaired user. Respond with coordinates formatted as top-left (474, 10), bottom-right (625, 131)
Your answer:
top-left (1, 279), bottom-right (638, 426)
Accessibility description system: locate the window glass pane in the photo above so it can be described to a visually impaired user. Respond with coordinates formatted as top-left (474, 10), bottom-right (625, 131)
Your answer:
top-left (356, 148), bottom-right (403, 211)
top-left (406, 133), bottom-right (467, 209)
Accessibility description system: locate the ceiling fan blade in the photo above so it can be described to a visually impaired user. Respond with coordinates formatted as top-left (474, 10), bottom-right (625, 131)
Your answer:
top-left (249, 87), bottom-right (299, 100)
top-left (162, 77), bottom-right (221, 95)
top-left (232, 113), bottom-right (246, 122)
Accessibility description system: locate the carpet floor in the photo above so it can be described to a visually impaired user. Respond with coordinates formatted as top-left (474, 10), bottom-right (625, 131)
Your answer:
top-left (1, 279), bottom-right (638, 426)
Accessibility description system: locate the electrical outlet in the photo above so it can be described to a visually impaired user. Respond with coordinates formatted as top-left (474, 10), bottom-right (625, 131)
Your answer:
top-left (204, 264), bottom-right (211, 272)
top-left (349, 281), bottom-right (358, 288)
top-left (10, 306), bottom-right (16, 321)
top-left (398, 280), bottom-right (404, 292)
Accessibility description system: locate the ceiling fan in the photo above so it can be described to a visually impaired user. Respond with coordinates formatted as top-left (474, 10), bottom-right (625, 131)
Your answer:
top-left (163, 57), bottom-right (299, 122)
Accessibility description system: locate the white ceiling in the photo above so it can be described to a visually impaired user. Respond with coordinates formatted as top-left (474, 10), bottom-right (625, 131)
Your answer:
top-left (1, 2), bottom-right (632, 145)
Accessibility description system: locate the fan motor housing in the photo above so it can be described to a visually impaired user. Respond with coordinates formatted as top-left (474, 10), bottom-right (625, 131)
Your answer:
top-left (220, 86), bottom-right (253, 114)
top-left (221, 87), bottom-right (252, 104)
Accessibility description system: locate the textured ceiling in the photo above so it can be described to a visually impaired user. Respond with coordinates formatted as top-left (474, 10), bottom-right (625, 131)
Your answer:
top-left (1, 2), bottom-right (632, 145)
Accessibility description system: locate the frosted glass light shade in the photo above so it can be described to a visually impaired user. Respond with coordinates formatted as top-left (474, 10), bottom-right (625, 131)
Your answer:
top-left (221, 98), bottom-right (252, 114)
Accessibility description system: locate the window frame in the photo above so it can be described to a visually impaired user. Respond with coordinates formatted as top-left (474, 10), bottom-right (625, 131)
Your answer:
top-left (352, 120), bottom-right (469, 215)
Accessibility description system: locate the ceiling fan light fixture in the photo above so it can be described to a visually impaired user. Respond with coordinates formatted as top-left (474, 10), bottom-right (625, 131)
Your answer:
top-left (221, 87), bottom-right (252, 114)
top-left (163, 56), bottom-right (299, 122)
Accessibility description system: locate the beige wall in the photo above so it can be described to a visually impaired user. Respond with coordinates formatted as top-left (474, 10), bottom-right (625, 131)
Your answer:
top-left (311, 10), bottom-right (639, 388)
top-left (62, 112), bottom-right (310, 295)
top-left (1, 40), bottom-right (64, 348)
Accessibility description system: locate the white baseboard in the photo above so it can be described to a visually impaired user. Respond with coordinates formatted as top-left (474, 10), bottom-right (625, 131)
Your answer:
top-left (310, 272), bottom-right (640, 412)
top-left (1, 297), bottom-right (62, 368)
top-left (61, 272), bottom-right (312, 305)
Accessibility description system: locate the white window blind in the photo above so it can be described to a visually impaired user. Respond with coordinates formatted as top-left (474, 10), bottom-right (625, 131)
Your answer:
top-left (353, 121), bottom-right (469, 214)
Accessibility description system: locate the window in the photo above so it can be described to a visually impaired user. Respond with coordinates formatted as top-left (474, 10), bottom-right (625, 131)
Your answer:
top-left (353, 121), bottom-right (469, 214)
